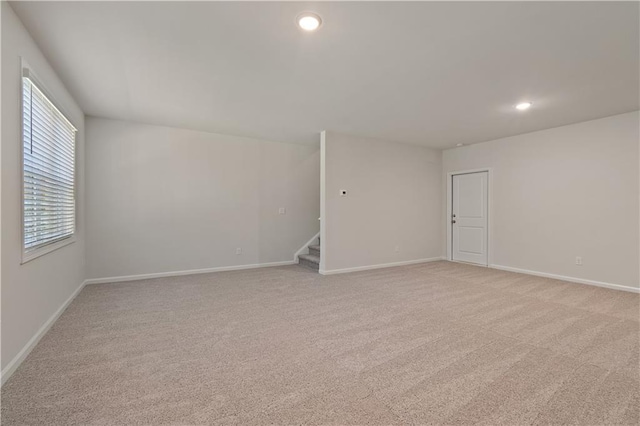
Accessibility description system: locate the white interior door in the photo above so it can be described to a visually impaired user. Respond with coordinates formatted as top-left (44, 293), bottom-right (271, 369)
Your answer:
top-left (452, 172), bottom-right (488, 265)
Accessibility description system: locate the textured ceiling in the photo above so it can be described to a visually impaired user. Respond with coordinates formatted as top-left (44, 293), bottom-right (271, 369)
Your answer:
top-left (10, 1), bottom-right (639, 148)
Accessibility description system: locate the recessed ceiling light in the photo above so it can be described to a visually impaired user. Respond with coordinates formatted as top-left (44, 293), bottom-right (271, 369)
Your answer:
top-left (515, 102), bottom-right (532, 111)
top-left (297, 12), bottom-right (322, 31)
top-left (456, 143), bottom-right (464, 147)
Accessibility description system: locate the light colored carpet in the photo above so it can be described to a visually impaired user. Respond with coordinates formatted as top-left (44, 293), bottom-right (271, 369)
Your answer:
top-left (2, 261), bottom-right (639, 425)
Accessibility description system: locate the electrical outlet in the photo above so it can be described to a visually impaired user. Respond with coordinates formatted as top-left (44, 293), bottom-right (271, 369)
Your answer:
top-left (278, 207), bottom-right (286, 215)
top-left (236, 248), bottom-right (242, 255)
top-left (575, 256), bottom-right (582, 266)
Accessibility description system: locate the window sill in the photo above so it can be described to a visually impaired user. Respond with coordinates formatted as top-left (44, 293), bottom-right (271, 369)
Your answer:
top-left (21, 236), bottom-right (76, 264)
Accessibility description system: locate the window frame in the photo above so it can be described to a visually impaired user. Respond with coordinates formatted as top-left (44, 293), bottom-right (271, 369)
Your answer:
top-left (20, 60), bottom-right (78, 264)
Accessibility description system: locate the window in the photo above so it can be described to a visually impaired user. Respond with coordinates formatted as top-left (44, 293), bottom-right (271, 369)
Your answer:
top-left (22, 66), bottom-right (77, 262)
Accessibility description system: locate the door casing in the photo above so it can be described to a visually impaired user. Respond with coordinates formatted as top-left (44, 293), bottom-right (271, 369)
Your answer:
top-left (446, 168), bottom-right (493, 266)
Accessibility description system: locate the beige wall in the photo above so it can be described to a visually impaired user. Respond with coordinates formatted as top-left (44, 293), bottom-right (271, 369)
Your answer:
top-left (1, 2), bottom-right (86, 373)
top-left (321, 131), bottom-right (442, 273)
top-left (85, 117), bottom-right (320, 279)
top-left (443, 111), bottom-right (640, 289)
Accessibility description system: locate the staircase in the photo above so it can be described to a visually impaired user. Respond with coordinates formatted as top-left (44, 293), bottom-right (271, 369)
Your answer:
top-left (298, 239), bottom-right (320, 271)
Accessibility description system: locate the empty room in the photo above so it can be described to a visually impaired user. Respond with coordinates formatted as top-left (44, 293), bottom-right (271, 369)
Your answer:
top-left (1, 1), bottom-right (639, 425)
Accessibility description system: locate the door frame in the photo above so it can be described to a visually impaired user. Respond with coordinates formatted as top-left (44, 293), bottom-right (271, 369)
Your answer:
top-left (446, 168), bottom-right (493, 266)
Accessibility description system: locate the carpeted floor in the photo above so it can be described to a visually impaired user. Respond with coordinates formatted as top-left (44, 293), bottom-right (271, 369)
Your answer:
top-left (2, 261), bottom-right (639, 425)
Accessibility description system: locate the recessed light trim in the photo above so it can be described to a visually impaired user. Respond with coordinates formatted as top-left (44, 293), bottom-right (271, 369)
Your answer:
top-left (456, 143), bottom-right (464, 147)
top-left (515, 102), bottom-right (532, 111)
top-left (297, 12), bottom-right (322, 31)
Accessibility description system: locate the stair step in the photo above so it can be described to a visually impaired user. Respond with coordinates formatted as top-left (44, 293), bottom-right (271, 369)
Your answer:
top-left (298, 254), bottom-right (320, 265)
top-left (308, 244), bottom-right (320, 256)
top-left (298, 253), bottom-right (320, 271)
top-left (308, 244), bottom-right (320, 251)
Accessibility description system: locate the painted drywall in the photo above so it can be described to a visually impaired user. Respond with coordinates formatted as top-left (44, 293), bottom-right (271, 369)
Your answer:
top-left (10, 2), bottom-right (640, 148)
top-left (321, 132), bottom-right (442, 272)
top-left (85, 118), bottom-right (320, 279)
top-left (443, 111), bottom-right (640, 288)
top-left (1, 2), bottom-right (86, 373)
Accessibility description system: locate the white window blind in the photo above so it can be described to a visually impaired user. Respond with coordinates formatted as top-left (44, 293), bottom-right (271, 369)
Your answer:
top-left (22, 70), bottom-right (77, 257)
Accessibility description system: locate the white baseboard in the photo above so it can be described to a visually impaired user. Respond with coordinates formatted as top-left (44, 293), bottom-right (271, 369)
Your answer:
top-left (489, 264), bottom-right (639, 294)
top-left (293, 231), bottom-right (320, 262)
top-left (1, 279), bottom-right (86, 386)
top-left (85, 260), bottom-right (297, 285)
top-left (320, 257), bottom-right (444, 275)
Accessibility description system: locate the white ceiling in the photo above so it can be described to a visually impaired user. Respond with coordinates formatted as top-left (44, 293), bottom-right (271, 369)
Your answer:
top-left (10, 1), bottom-right (639, 148)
